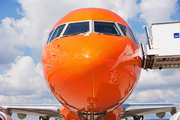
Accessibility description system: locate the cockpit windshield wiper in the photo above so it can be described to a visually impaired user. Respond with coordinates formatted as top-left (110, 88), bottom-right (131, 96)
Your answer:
top-left (97, 32), bottom-right (121, 36)
top-left (70, 33), bottom-right (81, 36)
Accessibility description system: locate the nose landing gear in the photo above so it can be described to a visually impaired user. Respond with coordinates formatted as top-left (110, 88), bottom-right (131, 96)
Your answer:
top-left (133, 115), bottom-right (144, 120)
top-left (77, 112), bottom-right (107, 120)
top-left (39, 116), bottom-right (49, 120)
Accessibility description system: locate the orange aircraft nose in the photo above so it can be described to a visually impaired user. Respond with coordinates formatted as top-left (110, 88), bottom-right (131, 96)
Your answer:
top-left (48, 33), bottom-right (141, 113)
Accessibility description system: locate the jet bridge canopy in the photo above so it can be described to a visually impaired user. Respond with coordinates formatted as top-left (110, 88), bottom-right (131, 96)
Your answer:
top-left (142, 22), bottom-right (180, 70)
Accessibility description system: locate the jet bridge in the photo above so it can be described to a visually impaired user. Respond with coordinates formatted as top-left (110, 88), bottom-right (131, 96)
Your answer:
top-left (142, 22), bottom-right (180, 70)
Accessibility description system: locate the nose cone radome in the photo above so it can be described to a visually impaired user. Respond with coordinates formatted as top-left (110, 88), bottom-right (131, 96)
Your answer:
top-left (50, 34), bottom-right (140, 113)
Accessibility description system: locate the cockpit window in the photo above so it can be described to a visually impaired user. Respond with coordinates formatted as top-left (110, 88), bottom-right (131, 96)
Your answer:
top-left (45, 21), bottom-right (139, 46)
top-left (49, 24), bottom-right (65, 43)
top-left (118, 23), bottom-right (139, 44)
top-left (63, 22), bottom-right (89, 36)
top-left (46, 29), bottom-right (55, 44)
top-left (94, 21), bottom-right (121, 36)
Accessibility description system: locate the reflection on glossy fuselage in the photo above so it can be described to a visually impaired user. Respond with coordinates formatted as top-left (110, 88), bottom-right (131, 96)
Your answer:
top-left (42, 33), bottom-right (142, 112)
top-left (42, 8), bottom-right (142, 119)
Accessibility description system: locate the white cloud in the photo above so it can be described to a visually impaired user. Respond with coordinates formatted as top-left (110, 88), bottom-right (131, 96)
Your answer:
top-left (140, 0), bottom-right (178, 25)
top-left (0, 0), bottom-right (179, 64)
top-left (126, 69), bottom-right (180, 103)
top-left (138, 69), bottom-right (180, 88)
top-left (0, 92), bottom-right (58, 105)
top-left (0, 18), bottom-right (23, 64)
top-left (110, 0), bottom-right (140, 21)
top-left (137, 33), bottom-right (147, 44)
top-left (0, 1), bottom-right (180, 119)
top-left (0, 56), bottom-right (58, 104)
top-left (0, 0), bottom-right (142, 64)
top-left (128, 88), bottom-right (180, 103)
top-left (0, 56), bottom-right (43, 91)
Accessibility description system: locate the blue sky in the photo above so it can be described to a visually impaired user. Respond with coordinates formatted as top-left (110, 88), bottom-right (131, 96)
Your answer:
top-left (0, 0), bottom-right (180, 120)
top-left (0, 0), bottom-right (22, 20)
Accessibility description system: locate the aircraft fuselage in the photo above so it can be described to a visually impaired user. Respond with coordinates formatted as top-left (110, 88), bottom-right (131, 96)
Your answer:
top-left (42, 8), bottom-right (142, 119)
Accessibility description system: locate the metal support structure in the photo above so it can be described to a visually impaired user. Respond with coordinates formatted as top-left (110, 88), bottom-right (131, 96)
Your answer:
top-left (102, 112), bottom-right (107, 120)
top-left (77, 112), bottom-right (82, 120)
top-left (145, 26), bottom-right (152, 50)
top-left (77, 112), bottom-right (89, 120)
top-left (90, 112), bottom-right (94, 120)
top-left (143, 55), bottom-right (180, 69)
top-left (170, 107), bottom-right (177, 116)
top-left (39, 116), bottom-right (49, 120)
top-left (133, 115), bottom-right (144, 120)
top-left (141, 43), bottom-right (146, 69)
top-left (77, 112), bottom-right (107, 120)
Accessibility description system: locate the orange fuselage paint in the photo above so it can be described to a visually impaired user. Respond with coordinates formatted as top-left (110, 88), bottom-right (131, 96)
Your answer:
top-left (42, 8), bottom-right (142, 120)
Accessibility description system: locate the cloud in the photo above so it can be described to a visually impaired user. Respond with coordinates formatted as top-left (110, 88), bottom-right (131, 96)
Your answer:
top-left (128, 88), bottom-right (180, 103)
top-left (0, 0), bottom-right (179, 64)
top-left (0, 1), bottom-right (180, 119)
top-left (0, 91), bottom-right (57, 104)
top-left (139, 89), bottom-right (178, 103)
top-left (110, 0), bottom-right (140, 21)
top-left (137, 33), bottom-right (147, 44)
top-left (0, 56), bottom-right (43, 92)
top-left (126, 69), bottom-right (180, 103)
top-left (0, 56), bottom-right (58, 104)
top-left (139, 0), bottom-right (178, 25)
top-left (8, 0), bottom-right (178, 63)
top-left (0, 17), bottom-right (24, 64)
top-left (0, 0), bottom-right (142, 64)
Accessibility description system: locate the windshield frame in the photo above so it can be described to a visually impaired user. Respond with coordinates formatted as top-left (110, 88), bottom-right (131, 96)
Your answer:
top-left (45, 20), bottom-right (139, 45)
top-left (93, 20), bottom-right (124, 36)
top-left (45, 23), bottom-right (66, 45)
top-left (118, 23), bottom-right (139, 44)
top-left (62, 20), bottom-right (91, 37)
